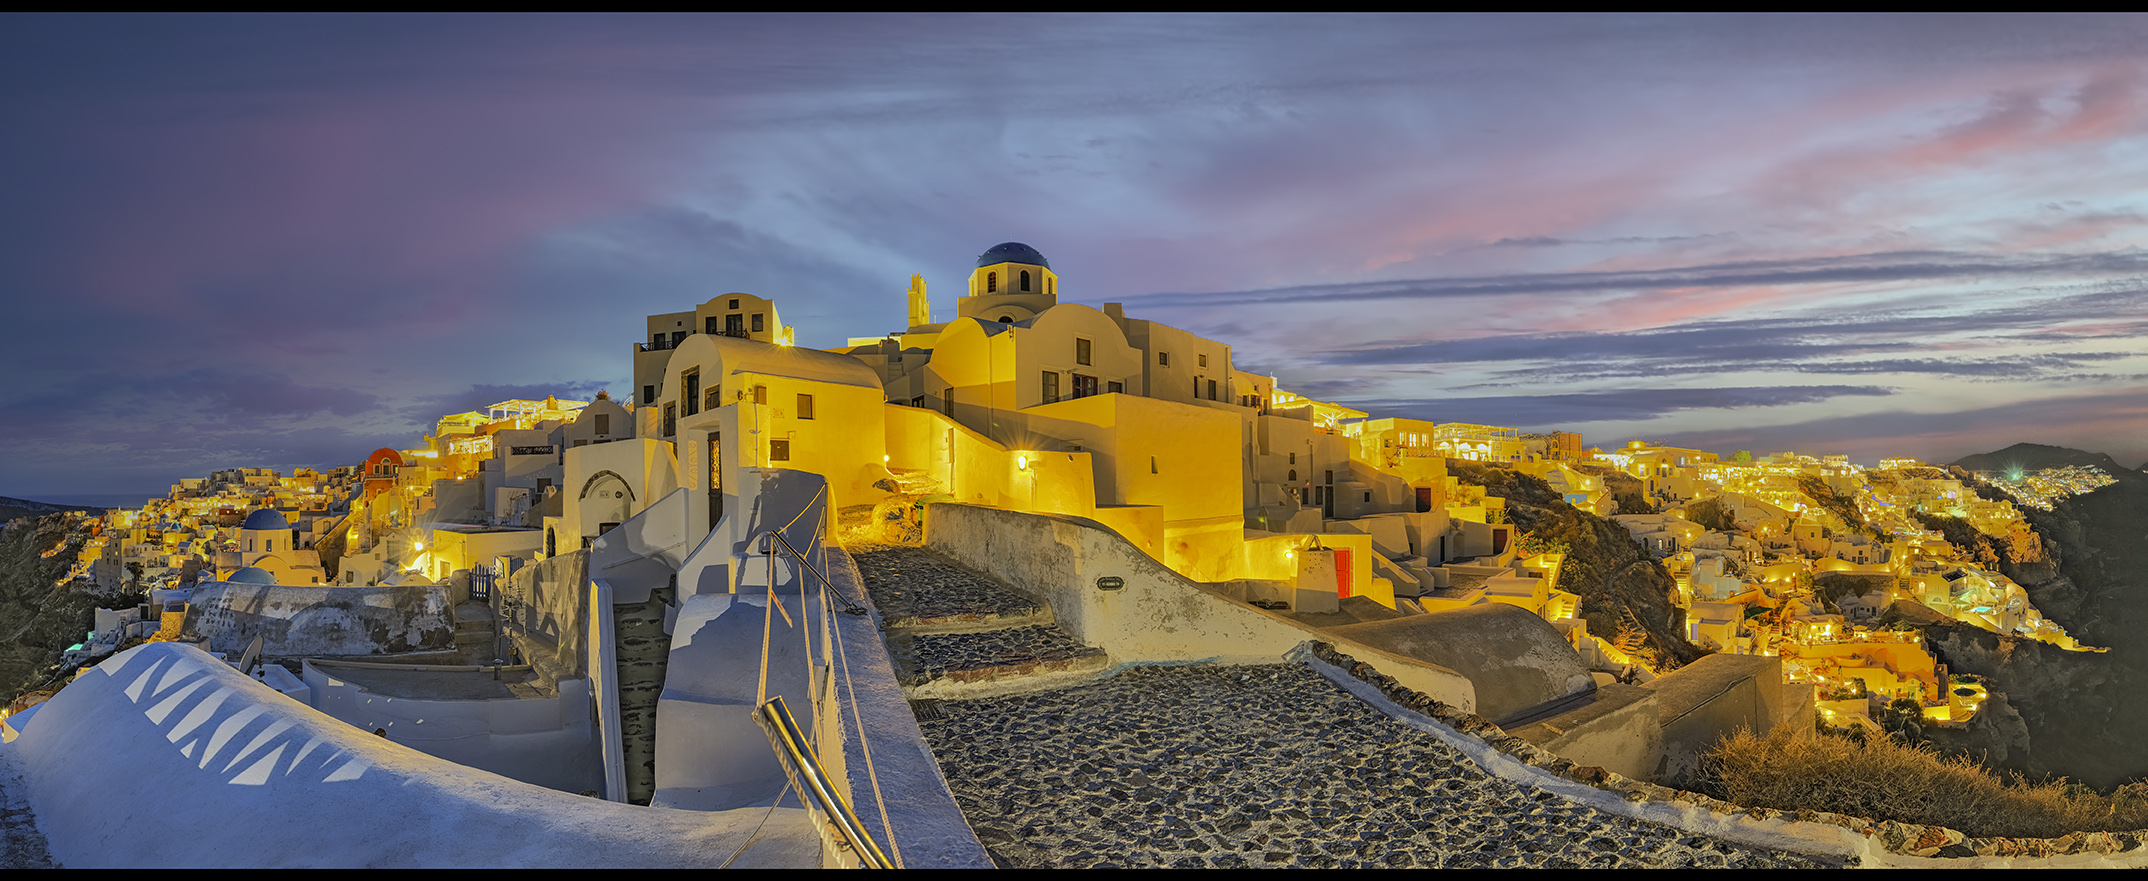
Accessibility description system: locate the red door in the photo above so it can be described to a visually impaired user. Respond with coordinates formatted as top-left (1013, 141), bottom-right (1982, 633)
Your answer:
top-left (1335, 548), bottom-right (1353, 599)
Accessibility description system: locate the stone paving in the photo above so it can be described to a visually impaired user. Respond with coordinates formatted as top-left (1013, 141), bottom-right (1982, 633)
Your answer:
top-left (885, 625), bottom-right (1109, 690)
top-left (918, 664), bottom-right (1844, 869)
top-left (849, 541), bottom-right (1045, 629)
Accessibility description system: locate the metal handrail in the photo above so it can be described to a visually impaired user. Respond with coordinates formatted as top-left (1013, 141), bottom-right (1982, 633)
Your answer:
top-left (753, 695), bottom-right (893, 869)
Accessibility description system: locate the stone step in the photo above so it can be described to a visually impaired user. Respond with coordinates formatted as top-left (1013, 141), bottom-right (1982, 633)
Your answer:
top-left (885, 625), bottom-right (1110, 695)
top-left (850, 543), bottom-right (1051, 630)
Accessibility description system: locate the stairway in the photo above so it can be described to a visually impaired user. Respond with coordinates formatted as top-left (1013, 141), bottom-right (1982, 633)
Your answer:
top-left (849, 541), bottom-right (1109, 698)
top-left (451, 601), bottom-right (498, 663)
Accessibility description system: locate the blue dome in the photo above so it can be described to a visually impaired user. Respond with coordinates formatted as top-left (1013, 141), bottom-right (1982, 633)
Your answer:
top-left (241, 509), bottom-right (289, 531)
top-left (975, 242), bottom-right (1049, 270)
top-left (226, 567), bottom-right (277, 585)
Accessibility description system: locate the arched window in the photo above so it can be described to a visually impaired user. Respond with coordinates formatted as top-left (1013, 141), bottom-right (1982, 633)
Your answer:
top-left (1289, 470), bottom-right (1297, 482)
top-left (1020, 270), bottom-right (1031, 292)
top-left (987, 272), bottom-right (997, 293)
top-left (546, 528), bottom-right (557, 557)
top-left (997, 315), bottom-right (1014, 323)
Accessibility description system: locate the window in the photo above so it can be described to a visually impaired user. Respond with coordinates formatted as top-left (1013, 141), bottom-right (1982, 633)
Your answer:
top-left (1199, 353), bottom-right (1208, 368)
top-left (797, 393), bottom-right (814, 420)
top-left (729, 298), bottom-right (740, 309)
top-left (770, 439), bottom-right (791, 462)
top-left (1048, 278), bottom-right (1054, 295)
top-left (987, 272), bottom-right (997, 293)
top-left (1364, 492), bottom-right (1373, 503)
top-left (643, 384), bottom-right (656, 405)
top-left (1325, 470), bottom-right (1334, 484)
top-left (670, 331), bottom-right (686, 347)
top-left (910, 395), bottom-right (925, 408)
top-left (683, 370), bottom-right (700, 416)
top-left (752, 385), bottom-right (768, 404)
top-left (705, 385), bottom-right (721, 412)
top-left (705, 316), bottom-right (720, 334)
top-left (944, 389), bottom-right (955, 415)
top-left (1289, 452), bottom-right (1296, 464)
top-left (1020, 270), bottom-right (1031, 292)
top-left (998, 314), bottom-right (1014, 323)
top-left (1207, 379), bottom-right (1218, 400)
top-left (663, 403), bottom-right (676, 436)
top-left (1107, 381), bottom-right (1122, 394)
top-left (1041, 371), bottom-right (1060, 402)
top-left (752, 313), bottom-right (765, 333)
top-left (1151, 456), bottom-right (1158, 474)
top-left (594, 414), bottom-right (610, 435)
top-left (1075, 337), bottom-right (1091, 365)
top-left (726, 314), bottom-right (744, 336)
top-left (1158, 351), bottom-right (1170, 366)
top-left (1071, 374), bottom-right (1097, 398)
top-left (1289, 469), bottom-right (1297, 482)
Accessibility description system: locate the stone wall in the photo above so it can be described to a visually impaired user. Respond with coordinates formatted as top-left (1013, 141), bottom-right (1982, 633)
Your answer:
top-left (923, 503), bottom-right (1476, 712)
top-left (184, 581), bottom-right (453, 657)
top-left (497, 550), bottom-right (589, 684)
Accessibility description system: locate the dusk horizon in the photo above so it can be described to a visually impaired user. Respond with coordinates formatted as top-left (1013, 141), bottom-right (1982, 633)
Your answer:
top-left (5, 13), bottom-right (2145, 497)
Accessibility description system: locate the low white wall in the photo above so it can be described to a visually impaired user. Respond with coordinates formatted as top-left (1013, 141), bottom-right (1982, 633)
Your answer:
top-left (303, 661), bottom-right (600, 795)
top-left (923, 504), bottom-right (1476, 712)
top-left (11, 643), bottom-right (817, 868)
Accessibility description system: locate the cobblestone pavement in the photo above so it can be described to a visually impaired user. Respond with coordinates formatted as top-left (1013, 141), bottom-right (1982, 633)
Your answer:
top-left (919, 664), bottom-right (1843, 869)
top-left (886, 625), bottom-right (1109, 689)
top-left (850, 541), bottom-right (1046, 628)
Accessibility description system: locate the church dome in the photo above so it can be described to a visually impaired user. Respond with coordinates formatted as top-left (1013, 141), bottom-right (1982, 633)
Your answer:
top-left (976, 242), bottom-right (1050, 270)
top-left (226, 567), bottom-right (277, 584)
top-left (241, 509), bottom-right (289, 531)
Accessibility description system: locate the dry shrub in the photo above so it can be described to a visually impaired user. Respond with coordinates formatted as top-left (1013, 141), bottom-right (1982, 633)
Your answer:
top-left (1707, 726), bottom-right (2148, 839)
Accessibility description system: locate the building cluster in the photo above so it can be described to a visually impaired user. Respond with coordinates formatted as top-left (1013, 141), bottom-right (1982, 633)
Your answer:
top-left (1550, 444), bottom-right (2111, 731)
top-left (1974, 464), bottom-right (2119, 511)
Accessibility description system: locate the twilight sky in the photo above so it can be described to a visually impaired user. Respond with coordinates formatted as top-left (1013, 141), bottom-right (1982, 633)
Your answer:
top-left (5, 13), bottom-right (2147, 503)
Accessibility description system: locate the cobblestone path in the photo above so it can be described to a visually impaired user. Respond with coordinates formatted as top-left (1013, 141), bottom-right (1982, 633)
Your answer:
top-left (849, 541), bottom-right (1108, 694)
top-left (918, 664), bottom-right (1843, 869)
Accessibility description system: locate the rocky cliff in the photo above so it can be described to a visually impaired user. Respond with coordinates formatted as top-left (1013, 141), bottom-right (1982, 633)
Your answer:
top-left (1934, 445), bottom-right (2148, 790)
top-left (0, 514), bottom-right (99, 705)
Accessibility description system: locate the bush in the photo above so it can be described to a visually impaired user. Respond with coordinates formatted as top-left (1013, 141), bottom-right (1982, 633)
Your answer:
top-left (1706, 726), bottom-right (2148, 839)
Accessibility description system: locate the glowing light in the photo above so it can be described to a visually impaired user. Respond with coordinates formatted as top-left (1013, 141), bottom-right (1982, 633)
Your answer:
top-left (1016, 453), bottom-right (1029, 470)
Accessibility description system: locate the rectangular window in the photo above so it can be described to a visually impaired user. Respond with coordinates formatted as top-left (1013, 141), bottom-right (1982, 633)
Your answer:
top-left (706, 385), bottom-right (721, 412)
top-left (728, 298), bottom-right (740, 309)
top-left (1158, 351), bottom-right (1169, 366)
top-left (705, 316), bottom-right (720, 335)
top-left (726, 314), bottom-right (744, 336)
top-left (663, 403), bottom-right (676, 437)
top-left (1325, 470), bottom-right (1334, 484)
top-left (1075, 338), bottom-right (1092, 365)
top-left (770, 439), bottom-right (791, 461)
top-left (797, 393), bottom-right (814, 419)
top-left (642, 385), bottom-right (656, 405)
top-left (1042, 371), bottom-right (1060, 403)
top-left (594, 414), bottom-right (610, 435)
top-left (752, 385), bottom-right (767, 404)
top-left (1199, 353), bottom-right (1208, 368)
top-left (752, 313), bottom-right (766, 333)
top-left (1072, 374), bottom-right (1097, 398)
top-left (1289, 452), bottom-right (1297, 464)
top-left (683, 370), bottom-right (700, 416)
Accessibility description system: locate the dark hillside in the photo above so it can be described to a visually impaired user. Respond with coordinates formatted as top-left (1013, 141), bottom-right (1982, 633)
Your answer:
top-left (0, 496), bottom-right (100, 525)
top-left (0, 514), bottom-right (99, 705)
top-left (1446, 461), bottom-right (1705, 669)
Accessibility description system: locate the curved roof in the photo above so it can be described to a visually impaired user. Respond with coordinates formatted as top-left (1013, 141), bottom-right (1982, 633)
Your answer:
top-left (672, 333), bottom-right (885, 391)
top-left (241, 509), bottom-right (289, 531)
top-left (975, 242), bottom-right (1049, 270)
top-left (226, 567), bottom-right (277, 584)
